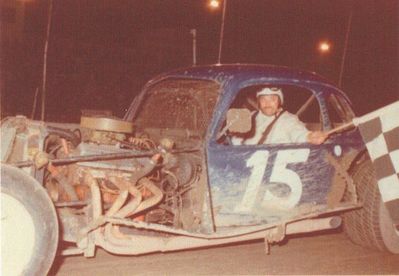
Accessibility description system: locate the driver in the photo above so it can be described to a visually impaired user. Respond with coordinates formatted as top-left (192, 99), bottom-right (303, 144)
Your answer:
top-left (231, 87), bottom-right (328, 145)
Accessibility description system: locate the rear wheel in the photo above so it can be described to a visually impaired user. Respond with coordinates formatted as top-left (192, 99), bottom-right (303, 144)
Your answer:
top-left (1, 164), bottom-right (59, 275)
top-left (343, 159), bottom-right (399, 253)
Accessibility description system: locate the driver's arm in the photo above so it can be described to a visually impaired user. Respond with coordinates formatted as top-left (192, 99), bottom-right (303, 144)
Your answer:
top-left (307, 131), bottom-right (329, 145)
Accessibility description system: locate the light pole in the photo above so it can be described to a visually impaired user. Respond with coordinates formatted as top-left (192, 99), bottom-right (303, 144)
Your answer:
top-left (217, 0), bottom-right (227, 64)
top-left (41, 0), bottom-right (53, 121)
top-left (208, 0), bottom-right (227, 64)
top-left (338, 10), bottom-right (353, 88)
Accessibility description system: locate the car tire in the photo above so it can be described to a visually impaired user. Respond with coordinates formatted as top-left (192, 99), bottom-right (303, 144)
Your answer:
top-left (343, 159), bottom-right (399, 253)
top-left (1, 164), bottom-right (59, 275)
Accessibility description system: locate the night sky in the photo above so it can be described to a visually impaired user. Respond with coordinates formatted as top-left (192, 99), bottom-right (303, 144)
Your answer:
top-left (2, 0), bottom-right (398, 121)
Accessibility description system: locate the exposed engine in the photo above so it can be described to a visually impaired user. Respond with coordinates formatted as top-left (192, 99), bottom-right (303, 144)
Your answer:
top-left (42, 116), bottom-right (204, 244)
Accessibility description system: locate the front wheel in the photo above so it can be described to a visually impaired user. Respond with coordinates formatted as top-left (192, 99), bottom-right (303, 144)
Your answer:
top-left (1, 164), bottom-right (59, 275)
top-left (343, 159), bottom-right (399, 253)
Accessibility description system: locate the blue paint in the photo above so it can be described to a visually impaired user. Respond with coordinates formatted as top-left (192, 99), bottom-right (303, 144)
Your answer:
top-left (207, 143), bottom-right (335, 227)
top-left (125, 64), bottom-right (365, 230)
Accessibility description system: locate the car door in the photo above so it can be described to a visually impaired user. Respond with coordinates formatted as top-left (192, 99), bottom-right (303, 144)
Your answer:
top-left (206, 82), bottom-right (348, 228)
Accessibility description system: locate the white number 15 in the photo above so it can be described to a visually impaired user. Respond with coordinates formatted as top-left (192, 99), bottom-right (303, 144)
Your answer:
top-left (235, 149), bottom-right (310, 212)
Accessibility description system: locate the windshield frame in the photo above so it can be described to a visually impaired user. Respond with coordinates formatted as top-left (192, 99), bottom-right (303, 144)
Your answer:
top-left (124, 77), bottom-right (221, 137)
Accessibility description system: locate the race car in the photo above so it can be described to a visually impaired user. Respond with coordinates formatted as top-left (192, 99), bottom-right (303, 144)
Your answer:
top-left (1, 64), bottom-right (398, 275)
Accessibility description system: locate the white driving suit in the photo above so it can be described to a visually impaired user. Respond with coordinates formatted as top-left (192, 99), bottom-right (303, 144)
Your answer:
top-left (232, 111), bottom-right (309, 145)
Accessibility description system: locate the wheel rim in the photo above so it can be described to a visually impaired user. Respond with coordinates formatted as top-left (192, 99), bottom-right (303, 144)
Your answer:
top-left (1, 193), bottom-right (36, 276)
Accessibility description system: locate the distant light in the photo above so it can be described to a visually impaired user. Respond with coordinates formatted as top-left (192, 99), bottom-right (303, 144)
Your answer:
top-left (318, 41), bottom-right (331, 53)
top-left (209, 0), bottom-right (221, 9)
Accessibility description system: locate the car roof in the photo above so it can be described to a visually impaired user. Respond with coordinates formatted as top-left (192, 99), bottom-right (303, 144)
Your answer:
top-left (125, 64), bottom-right (352, 121)
top-left (149, 64), bottom-right (337, 88)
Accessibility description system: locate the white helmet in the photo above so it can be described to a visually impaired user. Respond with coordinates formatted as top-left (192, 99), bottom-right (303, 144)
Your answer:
top-left (256, 87), bottom-right (284, 105)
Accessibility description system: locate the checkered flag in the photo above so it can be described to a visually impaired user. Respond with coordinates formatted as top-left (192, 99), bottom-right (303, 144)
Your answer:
top-left (353, 101), bottom-right (399, 224)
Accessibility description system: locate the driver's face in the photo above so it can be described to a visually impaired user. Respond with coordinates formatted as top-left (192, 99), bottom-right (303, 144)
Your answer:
top-left (258, 95), bottom-right (280, 116)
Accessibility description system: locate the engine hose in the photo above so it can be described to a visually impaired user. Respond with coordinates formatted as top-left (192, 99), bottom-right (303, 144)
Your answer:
top-left (128, 138), bottom-right (156, 150)
top-left (77, 172), bottom-right (103, 239)
top-left (103, 178), bottom-right (164, 243)
top-left (46, 126), bottom-right (81, 147)
top-left (114, 185), bottom-right (142, 218)
top-left (79, 178), bottom-right (160, 237)
top-left (105, 190), bottom-right (129, 217)
top-left (127, 178), bottom-right (164, 217)
top-left (56, 174), bottom-right (79, 201)
top-left (47, 164), bottom-right (78, 201)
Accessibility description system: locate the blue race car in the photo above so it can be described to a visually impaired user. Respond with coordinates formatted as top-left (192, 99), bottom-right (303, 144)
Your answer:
top-left (2, 64), bottom-right (398, 275)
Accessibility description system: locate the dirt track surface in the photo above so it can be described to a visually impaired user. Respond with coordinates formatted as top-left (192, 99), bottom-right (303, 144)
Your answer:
top-left (51, 231), bottom-right (399, 275)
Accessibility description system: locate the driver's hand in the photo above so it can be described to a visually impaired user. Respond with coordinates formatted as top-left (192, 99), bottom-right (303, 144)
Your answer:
top-left (307, 131), bottom-right (329, 145)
